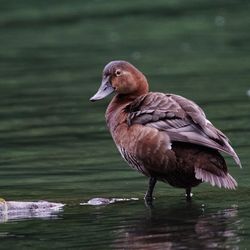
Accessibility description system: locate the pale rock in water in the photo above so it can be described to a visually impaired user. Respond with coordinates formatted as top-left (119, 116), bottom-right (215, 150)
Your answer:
top-left (0, 200), bottom-right (65, 223)
top-left (80, 197), bottom-right (139, 206)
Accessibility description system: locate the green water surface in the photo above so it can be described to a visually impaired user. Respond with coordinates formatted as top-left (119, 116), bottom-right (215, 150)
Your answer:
top-left (0, 0), bottom-right (250, 249)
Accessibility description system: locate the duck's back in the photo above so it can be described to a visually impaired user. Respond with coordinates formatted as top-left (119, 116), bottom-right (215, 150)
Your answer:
top-left (126, 92), bottom-right (241, 167)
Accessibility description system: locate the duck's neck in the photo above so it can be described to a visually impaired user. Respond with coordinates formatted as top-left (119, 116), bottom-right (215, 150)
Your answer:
top-left (105, 93), bottom-right (141, 131)
top-left (106, 94), bottom-right (134, 118)
top-left (105, 78), bottom-right (149, 130)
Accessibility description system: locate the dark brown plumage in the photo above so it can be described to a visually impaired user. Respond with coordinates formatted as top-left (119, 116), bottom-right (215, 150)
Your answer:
top-left (90, 60), bottom-right (241, 202)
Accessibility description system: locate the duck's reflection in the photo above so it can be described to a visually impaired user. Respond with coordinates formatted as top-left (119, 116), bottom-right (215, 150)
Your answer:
top-left (112, 202), bottom-right (240, 249)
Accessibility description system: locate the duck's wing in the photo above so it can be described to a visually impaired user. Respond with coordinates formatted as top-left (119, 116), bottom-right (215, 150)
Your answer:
top-left (126, 92), bottom-right (241, 167)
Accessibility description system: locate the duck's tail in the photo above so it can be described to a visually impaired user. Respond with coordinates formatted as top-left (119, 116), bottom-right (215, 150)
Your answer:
top-left (195, 167), bottom-right (237, 189)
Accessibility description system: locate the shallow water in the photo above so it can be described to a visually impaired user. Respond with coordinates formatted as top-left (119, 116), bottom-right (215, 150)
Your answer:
top-left (0, 0), bottom-right (250, 249)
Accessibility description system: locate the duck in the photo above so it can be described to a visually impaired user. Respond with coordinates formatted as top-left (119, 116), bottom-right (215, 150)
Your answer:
top-left (90, 60), bottom-right (241, 203)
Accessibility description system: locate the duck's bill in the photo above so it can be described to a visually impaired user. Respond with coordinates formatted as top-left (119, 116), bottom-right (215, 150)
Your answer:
top-left (90, 80), bottom-right (114, 102)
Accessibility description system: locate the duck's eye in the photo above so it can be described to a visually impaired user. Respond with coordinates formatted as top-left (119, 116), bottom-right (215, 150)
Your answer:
top-left (115, 70), bottom-right (122, 76)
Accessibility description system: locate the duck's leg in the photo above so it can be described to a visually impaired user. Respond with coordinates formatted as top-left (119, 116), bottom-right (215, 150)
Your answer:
top-left (144, 177), bottom-right (157, 205)
top-left (185, 187), bottom-right (193, 201)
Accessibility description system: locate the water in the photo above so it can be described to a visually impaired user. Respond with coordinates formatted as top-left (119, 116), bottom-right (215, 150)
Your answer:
top-left (0, 0), bottom-right (250, 249)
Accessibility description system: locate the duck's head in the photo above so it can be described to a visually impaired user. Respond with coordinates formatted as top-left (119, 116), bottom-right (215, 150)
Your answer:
top-left (90, 60), bottom-right (149, 101)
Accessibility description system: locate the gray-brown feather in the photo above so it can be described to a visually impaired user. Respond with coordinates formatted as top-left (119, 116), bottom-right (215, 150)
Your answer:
top-left (126, 92), bottom-right (241, 167)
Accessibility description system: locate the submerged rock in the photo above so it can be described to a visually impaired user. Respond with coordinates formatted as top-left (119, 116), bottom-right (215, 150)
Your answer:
top-left (0, 200), bottom-right (65, 223)
top-left (84, 198), bottom-right (112, 205)
top-left (80, 197), bottom-right (139, 206)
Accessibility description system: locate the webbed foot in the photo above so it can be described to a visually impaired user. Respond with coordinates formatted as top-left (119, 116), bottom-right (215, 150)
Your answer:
top-left (185, 188), bottom-right (193, 201)
top-left (144, 194), bottom-right (154, 208)
top-left (144, 177), bottom-right (157, 207)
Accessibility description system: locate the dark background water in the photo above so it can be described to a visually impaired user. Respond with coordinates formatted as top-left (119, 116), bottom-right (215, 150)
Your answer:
top-left (0, 0), bottom-right (250, 249)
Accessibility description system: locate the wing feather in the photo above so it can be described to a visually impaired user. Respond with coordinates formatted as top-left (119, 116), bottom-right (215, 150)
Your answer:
top-left (126, 92), bottom-right (241, 167)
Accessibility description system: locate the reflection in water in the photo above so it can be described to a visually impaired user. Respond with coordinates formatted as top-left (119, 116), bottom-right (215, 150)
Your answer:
top-left (113, 203), bottom-right (241, 249)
